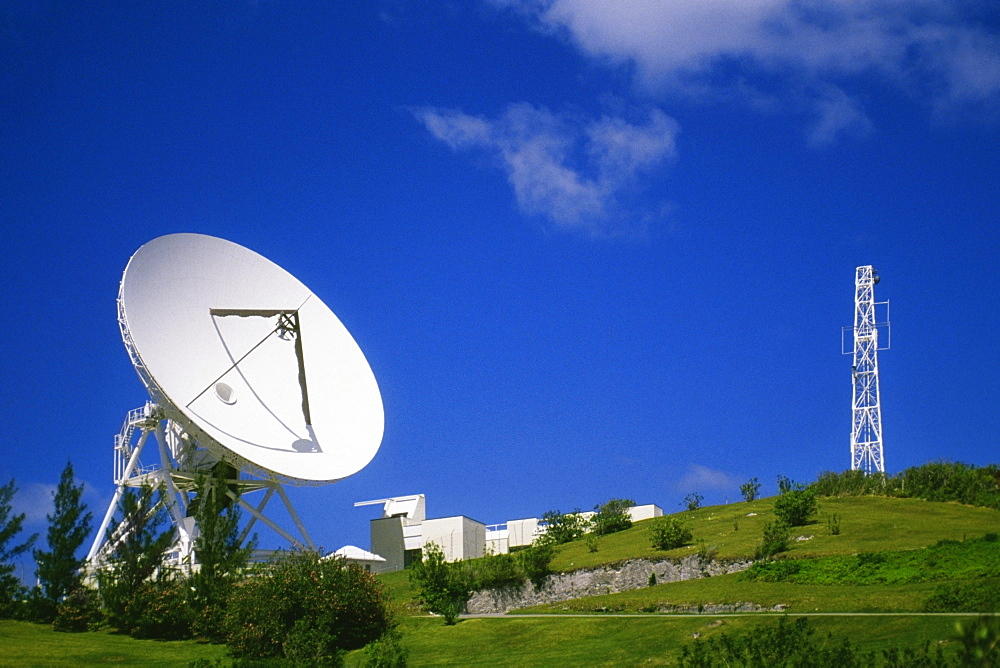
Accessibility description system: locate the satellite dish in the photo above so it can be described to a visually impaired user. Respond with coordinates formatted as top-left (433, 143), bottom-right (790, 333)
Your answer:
top-left (88, 233), bottom-right (384, 566)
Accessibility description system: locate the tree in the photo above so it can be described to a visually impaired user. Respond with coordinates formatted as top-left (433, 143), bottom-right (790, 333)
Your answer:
top-left (33, 462), bottom-right (92, 619)
top-left (591, 498), bottom-right (634, 536)
top-left (189, 464), bottom-right (256, 641)
top-left (0, 479), bottom-right (37, 618)
top-left (538, 509), bottom-right (590, 545)
top-left (740, 477), bottom-right (761, 503)
top-left (408, 541), bottom-right (472, 625)
top-left (683, 492), bottom-right (703, 511)
top-left (96, 482), bottom-right (174, 631)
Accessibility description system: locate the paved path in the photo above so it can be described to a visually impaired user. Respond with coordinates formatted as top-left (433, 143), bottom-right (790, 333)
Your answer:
top-left (460, 611), bottom-right (996, 619)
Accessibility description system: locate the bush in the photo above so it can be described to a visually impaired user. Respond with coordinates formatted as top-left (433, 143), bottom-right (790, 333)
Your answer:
top-left (364, 627), bottom-right (409, 668)
top-left (408, 542), bottom-right (472, 625)
top-left (809, 462), bottom-right (1000, 511)
top-left (925, 580), bottom-right (1000, 612)
top-left (591, 498), bottom-right (634, 536)
top-left (225, 552), bottom-right (392, 660)
top-left (740, 559), bottom-right (802, 583)
top-left (126, 579), bottom-right (194, 640)
top-left (649, 517), bottom-right (693, 551)
top-left (773, 487), bottom-right (818, 527)
top-left (52, 586), bottom-right (102, 632)
top-left (471, 550), bottom-right (522, 590)
top-left (754, 521), bottom-right (790, 560)
top-left (516, 542), bottom-right (553, 587)
top-left (538, 509), bottom-right (590, 545)
top-left (954, 615), bottom-right (1000, 666)
top-left (678, 616), bottom-right (862, 667)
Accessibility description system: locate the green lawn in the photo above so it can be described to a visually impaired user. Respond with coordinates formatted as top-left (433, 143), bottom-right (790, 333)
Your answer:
top-left (343, 614), bottom-right (978, 667)
top-left (8, 496), bottom-right (996, 666)
top-left (0, 620), bottom-right (229, 667)
top-left (517, 572), bottom-right (946, 614)
top-left (549, 496), bottom-right (1000, 571)
top-left (377, 496), bottom-right (1000, 614)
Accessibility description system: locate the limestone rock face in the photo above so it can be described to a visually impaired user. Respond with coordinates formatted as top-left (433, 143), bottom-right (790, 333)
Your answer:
top-left (465, 556), bottom-right (754, 614)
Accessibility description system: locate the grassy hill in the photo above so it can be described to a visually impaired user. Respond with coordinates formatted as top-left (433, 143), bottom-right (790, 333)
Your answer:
top-left (364, 494), bottom-right (999, 666)
top-left (378, 495), bottom-right (1000, 613)
top-left (5, 494), bottom-right (997, 666)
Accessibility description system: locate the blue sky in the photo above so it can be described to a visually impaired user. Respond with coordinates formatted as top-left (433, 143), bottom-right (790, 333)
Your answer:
top-left (2, 1), bottom-right (999, 574)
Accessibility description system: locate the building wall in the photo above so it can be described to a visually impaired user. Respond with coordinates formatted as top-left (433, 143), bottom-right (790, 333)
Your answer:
top-left (628, 504), bottom-right (663, 522)
top-left (423, 516), bottom-right (485, 562)
top-left (370, 517), bottom-right (405, 574)
top-left (367, 502), bottom-right (662, 572)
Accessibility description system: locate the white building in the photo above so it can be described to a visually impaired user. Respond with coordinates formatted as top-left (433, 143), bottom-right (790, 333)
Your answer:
top-left (355, 495), bottom-right (663, 573)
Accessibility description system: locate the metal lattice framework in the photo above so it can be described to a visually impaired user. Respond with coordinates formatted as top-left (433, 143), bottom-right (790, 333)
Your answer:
top-left (846, 266), bottom-right (889, 474)
top-left (86, 278), bottom-right (319, 570)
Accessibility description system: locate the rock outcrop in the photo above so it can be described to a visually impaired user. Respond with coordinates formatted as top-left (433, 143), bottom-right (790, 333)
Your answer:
top-left (465, 555), bottom-right (754, 614)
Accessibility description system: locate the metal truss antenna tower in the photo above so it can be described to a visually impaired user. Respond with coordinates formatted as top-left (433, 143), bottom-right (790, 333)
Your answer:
top-left (845, 265), bottom-right (889, 474)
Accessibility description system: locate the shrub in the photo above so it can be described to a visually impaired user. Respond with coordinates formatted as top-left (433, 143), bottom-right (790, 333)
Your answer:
top-left (925, 580), bottom-right (1000, 612)
top-left (52, 586), bottom-right (102, 632)
top-left (225, 552), bottom-right (392, 660)
top-left (741, 559), bottom-right (802, 583)
top-left (538, 510), bottom-right (590, 545)
top-left (678, 616), bottom-right (862, 667)
top-left (773, 487), bottom-right (818, 527)
top-left (364, 627), bottom-right (409, 668)
top-left (585, 533), bottom-right (599, 553)
top-left (954, 615), bottom-right (1000, 665)
top-left (517, 542), bottom-right (553, 587)
top-left (471, 550), bottom-right (521, 590)
top-left (754, 521), bottom-right (790, 560)
top-left (126, 579), bottom-right (193, 640)
top-left (408, 542), bottom-right (472, 625)
top-left (649, 517), bottom-right (693, 550)
top-left (591, 498), bottom-right (634, 536)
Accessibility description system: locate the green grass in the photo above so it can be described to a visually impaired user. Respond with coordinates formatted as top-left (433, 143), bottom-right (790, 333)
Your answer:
top-left (741, 533), bottom-right (1000, 585)
top-left (7, 497), bottom-right (999, 666)
top-left (379, 496), bottom-right (1000, 618)
top-left (549, 496), bottom-right (1000, 572)
top-left (0, 620), bottom-right (230, 667)
top-left (342, 614), bottom-right (978, 667)
top-left (517, 572), bottom-right (946, 614)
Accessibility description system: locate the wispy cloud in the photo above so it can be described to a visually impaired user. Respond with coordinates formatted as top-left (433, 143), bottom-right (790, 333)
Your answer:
top-left (674, 464), bottom-right (739, 495)
top-left (11, 478), bottom-right (103, 530)
top-left (414, 103), bottom-right (679, 234)
top-left (12, 482), bottom-right (56, 527)
top-left (496, 0), bottom-right (1000, 137)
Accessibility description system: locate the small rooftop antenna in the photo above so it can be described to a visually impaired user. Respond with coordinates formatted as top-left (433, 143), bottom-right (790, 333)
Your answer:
top-left (842, 265), bottom-right (890, 473)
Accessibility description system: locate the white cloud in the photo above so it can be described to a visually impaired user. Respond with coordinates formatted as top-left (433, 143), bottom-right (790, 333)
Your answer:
top-left (674, 463), bottom-right (739, 494)
top-left (414, 103), bottom-right (678, 233)
top-left (496, 0), bottom-right (1000, 135)
top-left (11, 478), bottom-right (103, 531)
top-left (12, 482), bottom-right (56, 527)
top-left (807, 85), bottom-right (874, 147)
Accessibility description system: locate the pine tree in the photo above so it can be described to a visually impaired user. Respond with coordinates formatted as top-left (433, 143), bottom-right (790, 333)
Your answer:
top-left (96, 482), bottom-right (174, 631)
top-left (34, 462), bottom-right (92, 615)
top-left (189, 463), bottom-right (255, 640)
top-left (0, 479), bottom-right (37, 618)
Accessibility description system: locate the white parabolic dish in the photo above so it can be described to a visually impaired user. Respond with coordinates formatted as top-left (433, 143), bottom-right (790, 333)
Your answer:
top-left (119, 233), bottom-right (384, 483)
